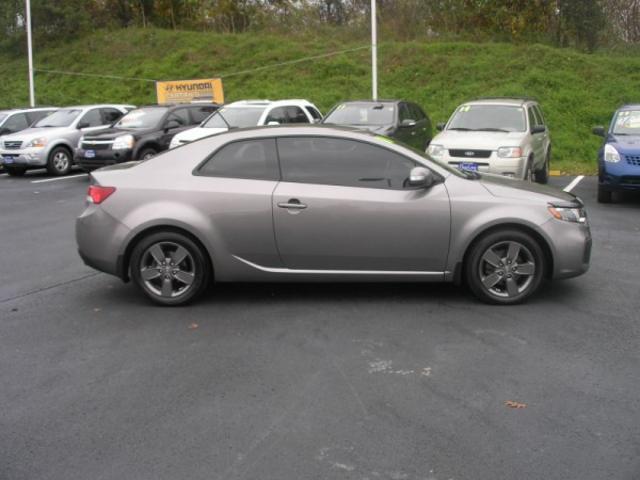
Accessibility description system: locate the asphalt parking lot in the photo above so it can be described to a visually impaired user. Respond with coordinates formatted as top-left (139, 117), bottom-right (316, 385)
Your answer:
top-left (1, 170), bottom-right (639, 480)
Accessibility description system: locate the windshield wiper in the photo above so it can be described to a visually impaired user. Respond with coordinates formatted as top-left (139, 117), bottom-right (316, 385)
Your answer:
top-left (473, 128), bottom-right (510, 132)
top-left (448, 127), bottom-right (473, 131)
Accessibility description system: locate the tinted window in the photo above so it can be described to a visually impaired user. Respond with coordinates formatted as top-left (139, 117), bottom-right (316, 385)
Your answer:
top-left (4, 113), bottom-right (29, 132)
top-left (305, 106), bottom-right (322, 122)
top-left (324, 103), bottom-right (396, 127)
top-left (115, 107), bottom-right (168, 129)
top-left (35, 109), bottom-right (82, 127)
top-left (168, 109), bottom-right (190, 126)
top-left (399, 103), bottom-right (412, 122)
top-left (101, 108), bottom-right (123, 124)
top-left (199, 139), bottom-right (279, 180)
top-left (533, 105), bottom-right (545, 126)
top-left (190, 106), bottom-right (218, 124)
top-left (410, 104), bottom-right (426, 120)
top-left (265, 107), bottom-right (288, 124)
top-left (448, 105), bottom-right (526, 132)
top-left (278, 137), bottom-right (415, 190)
top-left (79, 109), bottom-right (103, 127)
top-left (286, 106), bottom-right (309, 124)
top-left (527, 107), bottom-right (537, 130)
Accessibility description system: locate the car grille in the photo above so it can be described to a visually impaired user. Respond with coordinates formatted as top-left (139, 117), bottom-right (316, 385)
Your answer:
top-left (448, 149), bottom-right (492, 159)
top-left (625, 155), bottom-right (640, 166)
top-left (3, 140), bottom-right (22, 150)
top-left (81, 141), bottom-right (113, 151)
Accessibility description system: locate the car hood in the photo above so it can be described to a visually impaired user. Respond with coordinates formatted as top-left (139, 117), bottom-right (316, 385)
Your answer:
top-left (608, 134), bottom-right (640, 154)
top-left (433, 130), bottom-right (527, 149)
top-left (479, 173), bottom-right (578, 204)
top-left (2, 127), bottom-right (71, 143)
top-left (173, 126), bottom-right (228, 143)
top-left (83, 127), bottom-right (151, 141)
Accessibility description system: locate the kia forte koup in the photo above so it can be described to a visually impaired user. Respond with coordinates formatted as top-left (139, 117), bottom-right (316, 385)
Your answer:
top-left (76, 126), bottom-right (591, 306)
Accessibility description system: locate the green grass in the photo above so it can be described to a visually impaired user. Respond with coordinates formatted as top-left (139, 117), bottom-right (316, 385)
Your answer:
top-left (2, 28), bottom-right (639, 173)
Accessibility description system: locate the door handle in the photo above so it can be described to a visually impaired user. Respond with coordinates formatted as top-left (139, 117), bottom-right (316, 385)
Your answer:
top-left (278, 199), bottom-right (307, 210)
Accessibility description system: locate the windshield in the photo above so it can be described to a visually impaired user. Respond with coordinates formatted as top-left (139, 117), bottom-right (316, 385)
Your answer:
top-left (324, 103), bottom-right (395, 126)
top-left (0, 113), bottom-right (7, 125)
top-left (115, 107), bottom-right (168, 129)
top-left (202, 107), bottom-right (266, 129)
top-left (612, 110), bottom-right (640, 135)
top-left (35, 109), bottom-right (82, 127)
top-left (447, 105), bottom-right (526, 132)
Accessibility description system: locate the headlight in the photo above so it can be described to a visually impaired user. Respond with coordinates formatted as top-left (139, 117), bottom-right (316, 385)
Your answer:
top-left (548, 205), bottom-right (587, 224)
top-left (604, 144), bottom-right (620, 163)
top-left (427, 144), bottom-right (445, 157)
top-left (27, 137), bottom-right (48, 148)
top-left (497, 146), bottom-right (523, 158)
top-left (113, 134), bottom-right (134, 150)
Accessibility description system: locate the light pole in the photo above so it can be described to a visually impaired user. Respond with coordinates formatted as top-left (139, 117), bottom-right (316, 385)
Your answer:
top-left (26, 0), bottom-right (35, 106)
top-left (371, 0), bottom-right (377, 101)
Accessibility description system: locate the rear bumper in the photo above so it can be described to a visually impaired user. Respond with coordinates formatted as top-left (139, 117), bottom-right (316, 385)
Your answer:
top-left (76, 148), bottom-right (133, 171)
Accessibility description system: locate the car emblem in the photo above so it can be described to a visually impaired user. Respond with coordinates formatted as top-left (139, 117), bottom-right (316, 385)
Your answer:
top-left (465, 151), bottom-right (475, 156)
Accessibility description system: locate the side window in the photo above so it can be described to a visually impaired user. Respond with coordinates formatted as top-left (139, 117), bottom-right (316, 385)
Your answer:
top-left (411, 104), bottom-right (426, 120)
top-left (101, 108), bottom-right (124, 125)
top-left (198, 139), bottom-right (279, 181)
top-left (305, 106), bottom-right (322, 122)
top-left (286, 106), bottom-right (310, 124)
top-left (399, 103), bottom-right (413, 122)
top-left (277, 137), bottom-right (416, 190)
top-left (4, 113), bottom-right (29, 132)
top-left (190, 106), bottom-right (217, 124)
top-left (167, 109), bottom-right (190, 126)
top-left (265, 107), bottom-right (288, 125)
top-left (533, 105), bottom-right (546, 126)
top-left (79, 109), bottom-right (103, 128)
top-left (527, 107), bottom-right (537, 131)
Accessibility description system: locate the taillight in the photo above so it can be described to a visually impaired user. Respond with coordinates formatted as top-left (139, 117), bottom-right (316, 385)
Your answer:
top-left (87, 185), bottom-right (116, 204)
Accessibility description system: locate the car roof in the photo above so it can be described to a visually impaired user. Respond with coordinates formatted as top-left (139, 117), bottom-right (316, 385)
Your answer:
top-left (0, 107), bottom-right (58, 114)
top-left (224, 99), bottom-right (316, 108)
top-left (465, 97), bottom-right (536, 107)
top-left (619, 104), bottom-right (640, 111)
top-left (60, 104), bottom-right (135, 110)
top-left (337, 99), bottom-right (402, 105)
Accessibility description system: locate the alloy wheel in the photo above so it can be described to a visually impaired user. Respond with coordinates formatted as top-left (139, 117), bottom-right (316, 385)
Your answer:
top-left (53, 152), bottom-right (70, 172)
top-left (478, 240), bottom-right (536, 298)
top-left (139, 241), bottom-right (196, 298)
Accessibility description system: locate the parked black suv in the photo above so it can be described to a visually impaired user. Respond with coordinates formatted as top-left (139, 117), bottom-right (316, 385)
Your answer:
top-left (75, 104), bottom-right (219, 171)
top-left (322, 99), bottom-right (433, 150)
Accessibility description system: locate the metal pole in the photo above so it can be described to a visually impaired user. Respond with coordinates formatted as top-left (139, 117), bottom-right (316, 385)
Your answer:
top-left (26, 0), bottom-right (35, 106)
top-left (371, 0), bottom-right (377, 101)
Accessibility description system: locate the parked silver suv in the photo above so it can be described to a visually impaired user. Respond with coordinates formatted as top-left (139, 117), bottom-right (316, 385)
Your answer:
top-left (0, 104), bottom-right (133, 176)
top-left (428, 98), bottom-right (551, 183)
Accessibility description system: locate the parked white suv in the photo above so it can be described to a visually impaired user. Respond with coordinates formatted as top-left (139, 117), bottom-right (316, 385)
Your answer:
top-left (427, 98), bottom-right (551, 183)
top-left (0, 107), bottom-right (58, 138)
top-left (0, 104), bottom-right (134, 176)
top-left (169, 99), bottom-right (322, 149)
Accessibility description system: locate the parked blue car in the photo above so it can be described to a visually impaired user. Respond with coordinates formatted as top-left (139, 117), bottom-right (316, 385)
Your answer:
top-left (593, 104), bottom-right (640, 203)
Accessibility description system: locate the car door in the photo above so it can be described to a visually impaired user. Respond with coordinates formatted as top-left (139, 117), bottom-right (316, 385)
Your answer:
top-left (527, 106), bottom-right (545, 168)
top-left (272, 136), bottom-right (451, 273)
top-left (159, 108), bottom-right (191, 149)
top-left (533, 105), bottom-right (550, 161)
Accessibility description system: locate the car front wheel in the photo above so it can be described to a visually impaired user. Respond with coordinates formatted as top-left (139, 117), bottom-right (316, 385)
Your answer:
top-left (46, 146), bottom-right (72, 176)
top-left (465, 229), bottom-right (546, 305)
top-left (130, 231), bottom-right (211, 306)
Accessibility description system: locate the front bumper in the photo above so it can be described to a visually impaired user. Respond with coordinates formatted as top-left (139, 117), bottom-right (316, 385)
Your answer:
top-left (435, 152), bottom-right (528, 179)
top-left (541, 218), bottom-right (592, 279)
top-left (600, 172), bottom-right (640, 192)
top-left (75, 148), bottom-right (134, 172)
top-left (0, 148), bottom-right (47, 167)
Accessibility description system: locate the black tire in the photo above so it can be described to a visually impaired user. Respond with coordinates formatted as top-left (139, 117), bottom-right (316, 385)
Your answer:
top-left (46, 146), bottom-right (72, 176)
top-left (130, 231), bottom-right (211, 306)
top-left (597, 185), bottom-right (612, 203)
top-left (535, 151), bottom-right (550, 184)
top-left (137, 148), bottom-right (157, 161)
top-left (523, 157), bottom-right (535, 182)
top-left (465, 229), bottom-right (546, 305)
top-left (5, 166), bottom-right (26, 176)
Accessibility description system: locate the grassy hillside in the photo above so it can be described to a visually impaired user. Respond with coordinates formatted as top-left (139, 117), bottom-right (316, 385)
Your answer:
top-left (1, 28), bottom-right (639, 173)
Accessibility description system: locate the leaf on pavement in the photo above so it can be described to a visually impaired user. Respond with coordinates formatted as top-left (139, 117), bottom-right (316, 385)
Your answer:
top-left (504, 400), bottom-right (527, 409)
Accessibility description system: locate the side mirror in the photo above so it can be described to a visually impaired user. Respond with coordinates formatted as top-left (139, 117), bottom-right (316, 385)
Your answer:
top-left (407, 166), bottom-right (435, 189)
top-left (77, 122), bottom-right (90, 129)
top-left (267, 121), bottom-right (280, 126)
top-left (531, 125), bottom-right (546, 134)
top-left (0, 127), bottom-right (9, 136)
top-left (436, 122), bottom-right (445, 131)
top-left (592, 126), bottom-right (606, 137)
top-left (401, 119), bottom-right (417, 128)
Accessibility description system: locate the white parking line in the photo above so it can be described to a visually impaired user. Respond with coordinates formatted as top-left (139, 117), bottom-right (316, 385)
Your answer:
top-left (563, 175), bottom-right (585, 193)
top-left (31, 174), bottom-right (88, 184)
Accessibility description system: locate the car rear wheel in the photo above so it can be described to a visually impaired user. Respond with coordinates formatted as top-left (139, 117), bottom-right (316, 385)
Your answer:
top-left (130, 231), bottom-right (211, 306)
top-left (535, 152), bottom-right (550, 184)
top-left (46, 146), bottom-right (72, 176)
top-left (597, 185), bottom-right (612, 203)
top-left (523, 157), bottom-right (535, 182)
top-left (465, 229), bottom-right (546, 305)
top-left (5, 166), bottom-right (26, 176)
